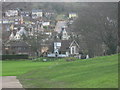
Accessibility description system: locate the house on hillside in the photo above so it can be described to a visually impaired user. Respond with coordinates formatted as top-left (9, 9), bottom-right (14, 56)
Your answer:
top-left (21, 11), bottom-right (31, 17)
top-left (2, 16), bottom-right (21, 25)
top-left (5, 9), bottom-right (19, 17)
top-left (68, 12), bottom-right (77, 19)
top-left (2, 19), bottom-right (9, 24)
top-left (9, 27), bottom-right (28, 41)
top-left (42, 21), bottom-right (50, 26)
top-left (44, 10), bottom-right (54, 18)
top-left (3, 40), bottom-right (31, 55)
top-left (60, 27), bottom-right (70, 40)
top-left (32, 10), bottom-right (43, 19)
top-left (47, 40), bottom-right (80, 57)
top-left (54, 27), bottom-right (70, 41)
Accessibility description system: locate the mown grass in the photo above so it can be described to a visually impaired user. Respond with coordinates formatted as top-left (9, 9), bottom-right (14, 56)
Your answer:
top-left (15, 54), bottom-right (118, 88)
top-left (2, 54), bottom-right (118, 88)
top-left (2, 60), bottom-right (54, 76)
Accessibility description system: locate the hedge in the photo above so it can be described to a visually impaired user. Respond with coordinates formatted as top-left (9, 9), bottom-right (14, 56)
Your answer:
top-left (2, 54), bottom-right (28, 60)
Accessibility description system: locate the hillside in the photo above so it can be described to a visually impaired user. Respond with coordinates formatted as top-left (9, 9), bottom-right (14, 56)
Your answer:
top-left (17, 54), bottom-right (118, 88)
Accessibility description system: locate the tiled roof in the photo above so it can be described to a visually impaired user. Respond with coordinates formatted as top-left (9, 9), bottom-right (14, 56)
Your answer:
top-left (5, 40), bottom-right (30, 47)
top-left (32, 10), bottom-right (42, 12)
top-left (59, 40), bottom-right (71, 51)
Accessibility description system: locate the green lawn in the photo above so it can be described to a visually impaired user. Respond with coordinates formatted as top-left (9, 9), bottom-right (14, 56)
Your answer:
top-left (2, 54), bottom-right (118, 88)
top-left (2, 60), bottom-right (54, 76)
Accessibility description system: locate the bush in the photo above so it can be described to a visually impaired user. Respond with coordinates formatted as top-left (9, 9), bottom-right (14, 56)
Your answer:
top-left (2, 54), bottom-right (28, 60)
top-left (32, 57), bottom-right (45, 62)
top-left (32, 57), bottom-right (61, 62)
top-left (81, 55), bottom-right (86, 59)
top-left (43, 26), bottom-right (48, 29)
top-left (65, 57), bottom-right (77, 62)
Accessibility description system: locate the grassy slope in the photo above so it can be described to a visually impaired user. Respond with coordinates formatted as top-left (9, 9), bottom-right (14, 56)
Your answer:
top-left (2, 60), bottom-right (54, 76)
top-left (17, 54), bottom-right (118, 88)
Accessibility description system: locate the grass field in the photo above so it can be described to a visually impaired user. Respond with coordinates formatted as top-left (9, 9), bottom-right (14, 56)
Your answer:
top-left (2, 54), bottom-right (118, 88)
top-left (2, 60), bottom-right (54, 76)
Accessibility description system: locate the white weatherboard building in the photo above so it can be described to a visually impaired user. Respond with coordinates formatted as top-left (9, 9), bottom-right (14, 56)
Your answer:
top-left (54, 42), bottom-right (61, 54)
top-left (32, 10), bottom-right (43, 19)
top-left (48, 40), bottom-right (80, 57)
top-left (42, 22), bottom-right (50, 26)
top-left (9, 32), bottom-right (15, 40)
top-left (5, 10), bottom-right (18, 17)
top-left (61, 27), bottom-right (70, 40)
top-left (69, 12), bottom-right (77, 19)
top-left (9, 27), bottom-right (27, 41)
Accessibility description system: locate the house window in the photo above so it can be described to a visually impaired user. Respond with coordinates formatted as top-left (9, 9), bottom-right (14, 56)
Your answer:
top-left (71, 46), bottom-right (76, 54)
top-left (72, 47), bottom-right (74, 54)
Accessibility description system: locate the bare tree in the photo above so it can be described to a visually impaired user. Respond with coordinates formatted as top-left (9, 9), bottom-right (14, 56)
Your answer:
top-left (71, 3), bottom-right (118, 57)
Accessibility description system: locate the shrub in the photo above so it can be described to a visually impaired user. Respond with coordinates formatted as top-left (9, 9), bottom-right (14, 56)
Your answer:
top-left (81, 55), bottom-right (86, 59)
top-left (32, 57), bottom-right (61, 62)
top-left (2, 54), bottom-right (28, 60)
top-left (65, 57), bottom-right (77, 62)
top-left (32, 57), bottom-right (45, 62)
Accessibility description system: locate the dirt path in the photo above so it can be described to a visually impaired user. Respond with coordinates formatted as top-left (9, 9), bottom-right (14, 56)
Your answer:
top-left (1, 76), bottom-right (24, 88)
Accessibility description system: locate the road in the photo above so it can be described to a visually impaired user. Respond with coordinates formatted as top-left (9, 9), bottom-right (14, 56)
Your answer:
top-left (1, 76), bottom-right (24, 89)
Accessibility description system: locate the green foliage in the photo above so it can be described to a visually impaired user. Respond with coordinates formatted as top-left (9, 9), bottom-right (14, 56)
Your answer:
top-left (105, 33), bottom-right (118, 55)
top-left (65, 57), bottom-right (77, 61)
top-left (43, 26), bottom-right (48, 29)
top-left (32, 57), bottom-right (63, 62)
top-left (2, 54), bottom-right (28, 60)
top-left (33, 57), bottom-right (52, 62)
